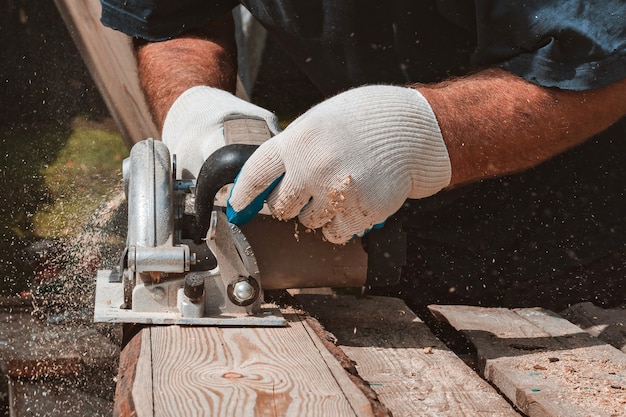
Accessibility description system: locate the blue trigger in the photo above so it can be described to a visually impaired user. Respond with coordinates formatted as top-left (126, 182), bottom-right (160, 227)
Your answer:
top-left (227, 174), bottom-right (284, 225)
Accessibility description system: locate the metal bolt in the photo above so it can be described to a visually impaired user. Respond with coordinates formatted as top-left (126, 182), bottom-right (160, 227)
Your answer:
top-left (227, 276), bottom-right (259, 306)
top-left (151, 286), bottom-right (166, 301)
top-left (189, 252), bottom-right (197, 266)
top-left (234, 281), bottom-right (254, 301)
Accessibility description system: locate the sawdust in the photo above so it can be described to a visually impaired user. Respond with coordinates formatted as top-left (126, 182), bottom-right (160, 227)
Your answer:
top-left (0, 190), bottom-right (128, 415)
top-left (514, 350), bottom-right (626, 416)
top-left (32, 190), bottom-right (126, 327)
top-left (327, 175), bottom-right (351, 214)
top-left (14, 174), bottom-right (626, 416)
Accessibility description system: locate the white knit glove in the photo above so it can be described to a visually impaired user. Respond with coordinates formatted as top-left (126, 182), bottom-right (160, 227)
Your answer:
top-left (162, 86), bottom-right (281, 179)
top-left (227, 85), bottom-right (452, 244)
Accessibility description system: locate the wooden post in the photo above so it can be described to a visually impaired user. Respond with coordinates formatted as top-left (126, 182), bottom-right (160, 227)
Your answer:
top-left (54, 0), bottom-right (159, 147)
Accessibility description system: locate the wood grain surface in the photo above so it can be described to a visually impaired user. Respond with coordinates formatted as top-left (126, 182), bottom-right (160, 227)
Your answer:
top-left (115, 313), bottom-right (377, 417)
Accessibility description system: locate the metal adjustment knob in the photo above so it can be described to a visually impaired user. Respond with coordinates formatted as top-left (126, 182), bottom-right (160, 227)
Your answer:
top-left (227, 276), bottom-right (260, 306)
top-left (184, 273), bottom-right (205, 303)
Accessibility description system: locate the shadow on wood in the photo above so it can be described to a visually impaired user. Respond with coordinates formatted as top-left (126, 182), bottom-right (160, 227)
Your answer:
top-left (298, 295), bottom-right (520, 417)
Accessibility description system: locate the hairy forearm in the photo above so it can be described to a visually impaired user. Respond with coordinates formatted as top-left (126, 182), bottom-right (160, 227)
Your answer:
top-left (418, 68), bottom-right (626, 187)
top-left (135, 14), bottom-right (238, 130)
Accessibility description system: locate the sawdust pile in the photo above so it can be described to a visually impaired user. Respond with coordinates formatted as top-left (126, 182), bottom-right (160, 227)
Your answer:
top-left (515, 349), bottom-right (626, 416)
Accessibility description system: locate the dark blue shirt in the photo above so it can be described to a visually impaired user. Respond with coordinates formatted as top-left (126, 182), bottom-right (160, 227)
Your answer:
top-left (101, 0), bottom-right (626, 95)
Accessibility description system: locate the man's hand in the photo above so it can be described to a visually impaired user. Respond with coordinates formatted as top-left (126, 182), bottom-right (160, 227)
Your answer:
top-left (227, 85), bottom-right (452, 244)
top-left (162, 86), bottom-right (281, 179)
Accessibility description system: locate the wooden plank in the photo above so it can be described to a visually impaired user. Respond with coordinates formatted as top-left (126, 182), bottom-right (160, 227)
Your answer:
top-left (297, 295), bottom-right (520, 417)
top-left (561, 302), bottom-right (626, 353)
top-left (114, 313), bottom-right (380, 417)
top-left (429, 305), bottom-right (626, 417)
top-left (54, 0), bottom-right (159, 147)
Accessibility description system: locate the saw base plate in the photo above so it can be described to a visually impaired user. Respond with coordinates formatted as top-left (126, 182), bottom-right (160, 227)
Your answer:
top-left (94, 270), bottom-right (286, 326)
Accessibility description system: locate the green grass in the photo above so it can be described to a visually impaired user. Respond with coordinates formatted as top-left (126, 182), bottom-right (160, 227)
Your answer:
top-left (32, 123), bottom-right (128, 237)
top-left (0, 119), bottom-right (128, 295)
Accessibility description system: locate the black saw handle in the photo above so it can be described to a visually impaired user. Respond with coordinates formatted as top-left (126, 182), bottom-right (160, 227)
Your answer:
top-left (192, 143), bottom-right (258, 244)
